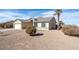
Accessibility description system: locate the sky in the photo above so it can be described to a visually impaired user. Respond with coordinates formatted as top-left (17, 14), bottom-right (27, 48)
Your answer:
top-left (0, 9), bottom-right (79, 25)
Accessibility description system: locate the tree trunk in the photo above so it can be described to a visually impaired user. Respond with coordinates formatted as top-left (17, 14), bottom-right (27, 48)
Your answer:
top-left (57, 13), bottom-right (60, 30)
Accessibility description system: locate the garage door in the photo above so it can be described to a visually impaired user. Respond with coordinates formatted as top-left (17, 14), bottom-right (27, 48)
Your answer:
top-left (14, 24), bottom-right (22, 29)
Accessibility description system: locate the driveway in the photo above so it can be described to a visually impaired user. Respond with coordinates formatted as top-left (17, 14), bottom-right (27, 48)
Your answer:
top-left (0, 30), bottom-right (79, 50)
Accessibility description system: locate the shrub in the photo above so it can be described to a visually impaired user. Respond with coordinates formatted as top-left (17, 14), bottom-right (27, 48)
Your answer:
top-left (25, 20), bottom-right (37, 36)
top-left (0, 24), bottom-right (3, 28)
top-left (62, 25), bottom-right (79, 37)
top-left (26, 26), bottom-right (36, 36)
top-left (62, 25), bottom-right (77, 32)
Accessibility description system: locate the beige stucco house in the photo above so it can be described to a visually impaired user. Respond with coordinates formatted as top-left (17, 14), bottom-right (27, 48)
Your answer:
top-left (34, 17), bottom-right (57, 30)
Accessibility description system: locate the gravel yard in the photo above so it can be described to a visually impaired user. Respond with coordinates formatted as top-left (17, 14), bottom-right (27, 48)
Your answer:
top-left (0, 29), bottom-right (79, 50)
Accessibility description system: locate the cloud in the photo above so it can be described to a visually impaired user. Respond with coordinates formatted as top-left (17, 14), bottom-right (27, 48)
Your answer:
top-left (41, 11), bottom-right (54, 17)
top-left (0, 11), bottom-right (30, 23)
top-left (0, 9), bottom-right (79, 25)
top-left (41, 10), bottom-right (79, 24)
top-left (34, 16), bottom-right (39, 18)
top-left (61, 12), bottom-right (79, 24)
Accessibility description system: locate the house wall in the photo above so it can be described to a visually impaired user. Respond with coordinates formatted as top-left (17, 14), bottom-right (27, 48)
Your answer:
top-left (49, 19), bottom-right (56, 30)
top-left (14, 23), bottom-right (22, 29)
top-left (77, 24), bottom-right (79, 27)
top-left (14, 20), bottom-right (22, 30)
top-left (36, 22), bottom-right (49, 30)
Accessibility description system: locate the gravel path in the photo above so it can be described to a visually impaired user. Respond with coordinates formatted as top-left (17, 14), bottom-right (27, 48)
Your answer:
top-left (0, 30), bottom-right (79, 50)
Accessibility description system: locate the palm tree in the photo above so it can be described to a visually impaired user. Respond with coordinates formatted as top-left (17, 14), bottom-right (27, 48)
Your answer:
top-left (54, 9), bottom-right (62, 29)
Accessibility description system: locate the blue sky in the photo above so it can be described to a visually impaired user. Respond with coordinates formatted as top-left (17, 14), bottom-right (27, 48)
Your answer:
top-left (0, 9), bottom-right (79, 25)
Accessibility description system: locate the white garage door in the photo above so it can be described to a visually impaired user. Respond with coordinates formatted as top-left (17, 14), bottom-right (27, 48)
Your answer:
top-left (14, 24), bottom-right (22, 29)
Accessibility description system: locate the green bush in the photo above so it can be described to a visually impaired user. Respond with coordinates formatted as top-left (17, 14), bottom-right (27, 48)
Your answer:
top-left (62, 25), bottom-right (79, 37)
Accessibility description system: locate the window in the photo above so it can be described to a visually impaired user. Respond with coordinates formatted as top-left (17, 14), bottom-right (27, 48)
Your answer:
top-left (41, 23), bottom-right (46, 27)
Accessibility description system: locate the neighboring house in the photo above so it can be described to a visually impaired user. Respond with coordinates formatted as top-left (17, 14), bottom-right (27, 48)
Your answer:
top-left (34, 17), bottom-right (57, 30)
top-left (0, 19), bottom-right (30, 29)
top-left (14, 20), bottom-right (22, 29)
top-left (14, 19), bottom-right (32, 29)
top-left (77, 24), bottom-right (79, 27)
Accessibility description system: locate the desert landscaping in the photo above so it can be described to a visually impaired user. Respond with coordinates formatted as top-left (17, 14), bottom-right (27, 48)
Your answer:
top-left (0, 29), bottom-right (79, 50)
top-left (0, 9), bottom-right (79, 50)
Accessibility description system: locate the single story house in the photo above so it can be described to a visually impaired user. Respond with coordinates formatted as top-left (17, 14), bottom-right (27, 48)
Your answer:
top-left (14, 20), bottom-right (22, 29)
top-left (13, 19), bottom-right (33, 30)
top-left (34, 17), bottom-right (57, 30)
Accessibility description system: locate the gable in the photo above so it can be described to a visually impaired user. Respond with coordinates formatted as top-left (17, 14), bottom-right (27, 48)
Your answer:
top-left (14, 20), bottom-right (22, 24)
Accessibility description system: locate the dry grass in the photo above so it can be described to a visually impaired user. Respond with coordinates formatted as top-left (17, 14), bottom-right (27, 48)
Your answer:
top-left (62, 25), bottom-right (79, 37)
